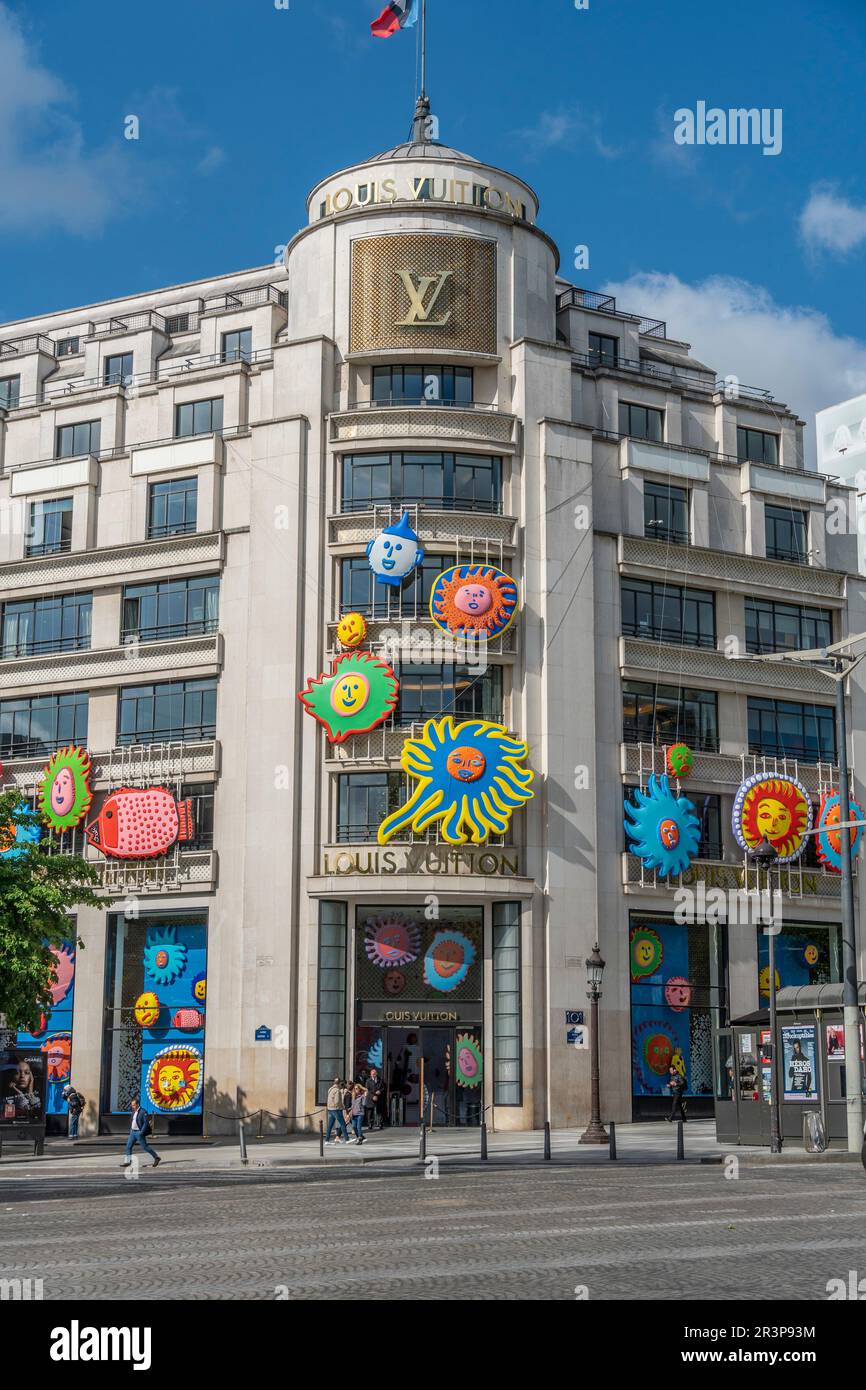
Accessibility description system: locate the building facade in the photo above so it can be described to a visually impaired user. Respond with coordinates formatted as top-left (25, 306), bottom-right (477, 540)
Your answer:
top-left (2, 106), bottom-right (864, 1133)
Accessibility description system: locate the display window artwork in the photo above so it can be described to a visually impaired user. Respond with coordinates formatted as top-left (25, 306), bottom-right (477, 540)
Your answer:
top-left (731, 773), bottom-right (812, 863)
top-left (630, 919), bottom-right (717, 1101)
top-left (297, 651), bottom-right (399, 743)
top-left (145, 1044), bottom-right (203, 1113)
top-left (134, 991), bottom-right (161, 1027)
top-left (815, 792), bottom-right (865, 872)
top-left (630, 925), bottom-right (663, 981)
top-left (757, 924), bottom-right (835, 998)
top-left (447, 1033), bottom-right (484, 1087)
top-left (665, 743), bottom-right (693, 778)
top-left (423, 930), bottom-right (476, 992)
top-left (41, 1034), bottom-right (71, 1084)
top-left (37, 746), bottom-right (93, 833)
top-left (429, 563), bottom-right (519, 641)
top-left (624, 775), bottom-right (700, 878)
top-left (190, 971), bottom-right (206, 1004)
top-left (664, 976), bottom-right (693, 1012)
top-left (16, 939), bottom-right (76, 1116)
top-left (49, 944), bottom-right (75, 1006)
top-left (131, 921), bottom-right (206, 1117)
top-left (143, 927), bottom-right (188, 986)
top-left (383, 968), bottom-right (406, 996)
top-left (85, 787), bottom-right (194, 860)
top-left (171, 1008), bottom-right (204, 1032)
top-left (364, 917), bottom-right (421, 968)
top-left (0, 803), bottom-right (42, 860)
top-left (336, 612), bottom-right (367, 648)
top-left (366, 511), bottom-right (424, 587)
top-left (377, 716), bottom-right (534, 845)
top-left (758, 964), bottom-right (781, 999)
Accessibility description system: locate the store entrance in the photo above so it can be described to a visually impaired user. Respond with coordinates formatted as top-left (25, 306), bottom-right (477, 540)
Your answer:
top-left (384, 1026), bottom-right (482, 1127)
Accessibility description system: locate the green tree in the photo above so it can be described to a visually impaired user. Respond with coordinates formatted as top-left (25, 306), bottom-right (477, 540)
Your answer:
top-left (0, 790), bottom-right (102, 1032)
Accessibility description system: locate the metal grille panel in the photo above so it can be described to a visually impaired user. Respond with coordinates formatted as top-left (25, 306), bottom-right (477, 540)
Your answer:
top-left (350, 234), bottom-right (496, 354)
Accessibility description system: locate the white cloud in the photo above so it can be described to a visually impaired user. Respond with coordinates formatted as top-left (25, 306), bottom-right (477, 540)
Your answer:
top-left (514, 107), bottom-right (621, 160)
top-left (601, 271), bottom-right (866, 466)
top-left (197, 146), bottom-right (226, 177)
top-left (799, 184), bottom-right (866, 256)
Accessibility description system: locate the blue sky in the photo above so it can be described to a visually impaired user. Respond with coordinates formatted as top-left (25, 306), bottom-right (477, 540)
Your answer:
top-left (1, 0), bottom-right (865, 439)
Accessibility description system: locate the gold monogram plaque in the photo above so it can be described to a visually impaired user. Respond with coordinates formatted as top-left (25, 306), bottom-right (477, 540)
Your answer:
top-left (350, 233), bottom-right (496, 353)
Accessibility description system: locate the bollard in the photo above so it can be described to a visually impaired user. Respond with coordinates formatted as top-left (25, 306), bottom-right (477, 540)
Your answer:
top-left (238, 1121), bottom-right (249, 1166)
top-left (608, 1121), bottom-right (617, 1161)
top-left (257, 1109), bottom-right (264, 1140)
top-left (419, 1123), bottom-right (426, 1163)
top-left (543, 1120), bottom-right (551, 1161)
top-left (676, 1118), bottom-right (685, 1161)
top-left (203, 1107), bottom-right (209, 1142)
top-left (480, 1120), bottom-right (488, 1161)
top-left (319, 1119), bottom-right (324, 1158)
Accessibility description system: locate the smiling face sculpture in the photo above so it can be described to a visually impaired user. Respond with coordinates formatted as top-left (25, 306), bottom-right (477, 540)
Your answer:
top-left (429, 564), bottom-right (519, 641)
top-left (366, 512), bottom-right (424, 588)
top-left (732, 774), bottom-right (812, 863)
top-left (624, 776), bottom-right (701, 879)
top-left (38, 746), bottom-right (92, 832)
top-left (423, 931), bottom-right (477, 993)
top-left (298, 652), bottom-right (399, 744)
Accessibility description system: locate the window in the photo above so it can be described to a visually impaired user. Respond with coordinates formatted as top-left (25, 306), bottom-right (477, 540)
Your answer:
top-left (316, 902), bottom-right (347, 1105)
top-left (644, 481), bottom-right (689, 544)
top-left (396, 663), bottom-right (502, 723)
top-left (180, 784), bottom-right (214, 849)
top-left (747, 697), bottom-right (836, 762)
top-left (26, 498), bottom-right (73, 557)
top-left (341, 452), bottom-right (502, 513)
top-left (340, 552), bottom-right (448, 620)
top-left (621, 579), bottom-right (715, 649)
top-left (104, 352), bottom-right (133, 387)
top-left (493, 902), bottom-right (522, 1106)
top-left (165, 314), bottom-right (191, 335)
top-left (117, 678), bottom-right (217, 745)
top-left (737, 427), bottom-right (779, 467)
top-left (336, 772), bottom-right (403, 842)
top-left (56, 338), bottom-right (80, 357)
top-left (174, 397), bottom-right (223, 438)
top-left (588, 333), bottom-right (617, 368)
top-left (693, 793), bottom-right (722, 860)
top-left (1, 592), bottom-right (92, 659)
top-left (619, 401), bottom-right (663, 442)
top-left (122, 577), bottom-right (219, 644)
top-left (221, 328), bottom-right (251, 364)
top-left (371, 365), bottom-right (473, 405)
top-left (745, 599), bottom-right (832, 655)
top-left (622, 682), bottom-right (718, 751)
top-left (55, 419), bottom-right (101, 459)
top-left (147, 477), bottom-right (197, 538)
top-left (0, 375), bottom-right (20, 410)
top-left (0, 691), bottom-right (88, 759)
top-left (765, 505), bottom-right (807, 563)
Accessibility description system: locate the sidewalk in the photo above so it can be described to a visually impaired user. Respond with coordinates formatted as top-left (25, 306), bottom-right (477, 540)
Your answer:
top-left (0, 1119), bottom-right (859, 1174)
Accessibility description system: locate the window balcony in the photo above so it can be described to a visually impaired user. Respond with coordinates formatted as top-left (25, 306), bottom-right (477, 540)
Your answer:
top-left (620, 740), bottom-right (842, 795)
top-left (0, 632), bottom-right (222, 694)
top-left (94, 848), bottom-right (218, 897)
top-left (328, 503), bottom-right (517, 553)
top-left (622, 851), bottom-right (843, 899)
top-left (620, 636), bottom-right (838, 698)
top-left (619, 535), bottom-right (846, 602)
top-left (326, 615), bottom-right (517, 660)
top-left (329, 401), bottom-right (517, 451)
top-left (1, 738), bottom-right (220, 790)
top-left (0, 530), bottom-right (223, 596)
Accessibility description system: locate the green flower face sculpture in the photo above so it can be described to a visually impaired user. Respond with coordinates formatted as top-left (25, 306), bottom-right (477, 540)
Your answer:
top-left (297, 652), bottom-right (399, 744)
top-left (38, 745), bottom-right (93, 832)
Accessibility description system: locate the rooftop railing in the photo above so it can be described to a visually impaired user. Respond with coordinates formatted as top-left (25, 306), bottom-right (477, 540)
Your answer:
top-left (557, 286), bottom-right (667, 338)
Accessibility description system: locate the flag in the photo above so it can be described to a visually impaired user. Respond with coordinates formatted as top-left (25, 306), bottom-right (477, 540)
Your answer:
top-left (371, 0), bottom-right (418, 38)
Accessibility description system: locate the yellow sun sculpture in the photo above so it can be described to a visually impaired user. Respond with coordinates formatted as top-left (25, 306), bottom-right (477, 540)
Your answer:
top-left (377, 716), bottom-right (534, 845)
top-left (429, 564), bottom-right (519, 641)
top-left (732, 773), bottom-right (812, 863)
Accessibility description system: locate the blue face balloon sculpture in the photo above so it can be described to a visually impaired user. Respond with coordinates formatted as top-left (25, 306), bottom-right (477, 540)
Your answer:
top-left (366, 512), bottom-right (424, 588)
top-left (624, 775), bottom-right (701, 879)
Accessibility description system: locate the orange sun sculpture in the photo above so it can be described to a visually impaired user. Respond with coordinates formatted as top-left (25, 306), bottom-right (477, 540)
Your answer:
top-left (429, 564), bottom-right (519, 640)
top-left (732, 773), bottom-right (812, 863)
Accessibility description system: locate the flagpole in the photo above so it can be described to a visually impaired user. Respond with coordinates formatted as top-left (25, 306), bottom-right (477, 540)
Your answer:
top-left (420, 0), bottom-right (427, 100)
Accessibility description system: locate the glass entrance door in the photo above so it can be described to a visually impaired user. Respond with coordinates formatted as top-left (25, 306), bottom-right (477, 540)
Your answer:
top-left (384, 1026), bottom-right (483, 1126)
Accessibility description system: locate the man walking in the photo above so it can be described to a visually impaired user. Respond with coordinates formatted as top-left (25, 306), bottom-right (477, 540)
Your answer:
top-left (365, 1066), bottom-right (385, 1131)
top-left (324, 1076), bottom-right (349, 1144)
top-left (666, 1064), bottom-right (687, 1123)
top-left (121, 1096), bottom-right (161, 1167)
top-left (62, 1084), bottom-right (84, 1140)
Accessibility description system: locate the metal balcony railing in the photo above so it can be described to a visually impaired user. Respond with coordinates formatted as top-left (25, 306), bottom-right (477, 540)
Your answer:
top-left (556, 286), bottom-right (667, 338)
top-left (0, 333), bottom-right (56, 359)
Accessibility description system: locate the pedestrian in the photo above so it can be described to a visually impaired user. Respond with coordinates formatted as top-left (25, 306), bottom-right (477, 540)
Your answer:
top-left (62, 1084), bottom-right (84, 1140)
top-left (666, 1064), bottom-right (687, 1123)
top-left (342, 1078), bottom-right (353, 1136)
top-left (324, 1076), bottom-right (349, 1144)
top-left (365, 1066), bottom-right (384, 1130)
top-left (348, 1082), bottom-right (368, 1144)
top-left (121, 1096), bottom-right (161, 1168)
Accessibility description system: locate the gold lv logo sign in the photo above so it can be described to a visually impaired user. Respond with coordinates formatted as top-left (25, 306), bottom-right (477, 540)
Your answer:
top-left (395, 270), bottom-right (452, 326)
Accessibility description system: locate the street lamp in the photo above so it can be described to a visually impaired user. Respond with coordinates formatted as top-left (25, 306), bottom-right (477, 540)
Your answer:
top-left (749, 834), bottom-right (783, 1153)
top-left (579, 942), bottom-right (609, 1145)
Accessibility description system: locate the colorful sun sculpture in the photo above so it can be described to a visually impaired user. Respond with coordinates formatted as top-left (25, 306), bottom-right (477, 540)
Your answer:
top-left (429, 564), bottom-right (519, 641)
top-left (732, 773), bottom-right (812, 863)
top-left (134, 991), bottom-right (161, 1027)
top-left (190, 971), bottom-right (206, 1005)
top-left (624, 776), bottom-right (700, 878)
top-left (49, 944), bottom-right (75, 1006)
top-left (366, 511), bottom-right (424, 588)
top-left (0, 803), bottom-right (42, 860)
top-left (377, 716), bottom-right (534, 845)
top-left (423, 930), bottom-right (476, 992)
top-left (145, 1045), bottom-right (203, 1113)
top-left (447, 1033), bottom-right (484, 1087)
top-left (644, 1032), bottom-right (674, 1076)
top-left (297, 651), bottom-right (399, 744)
top-left (143, 928), bottom-right (188, 986)
top-left (804, 943), bottom-right (820, 966)
top-left (336, 612), bottom-right (367, 649)
top-left (759, 965), bottom-right (781, 999)
top-left (42, 1034), bottom-right (72, 1083)
top-left (666, 743), bottom-right (694, 779)
top-left (364, 917), bottom-right (421, 968)
top-left (815, 792), bottom-right (865, 872)
top-left (37, 746), bottom-right (92, 832)
top-left (664, 976), bottom-right (692, 1012)
top-left (630, 926), bottom-right (663, 981)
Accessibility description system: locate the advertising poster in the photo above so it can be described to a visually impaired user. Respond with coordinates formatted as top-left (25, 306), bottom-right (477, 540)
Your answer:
top-left (0, 1047), bottom-right (46, 1126)
top-left (825, 1023), bottom-right (864, 1062)
top-left (782, 1024), bottom-right (818, 1101)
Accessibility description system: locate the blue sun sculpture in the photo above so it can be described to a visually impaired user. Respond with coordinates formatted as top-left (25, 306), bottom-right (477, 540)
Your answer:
top-left (0, 802), bottom-right (42, 860)
top-left (143, 927), bottom-right (188, 986)
top-left (624, 775), bottom-right (701, 879)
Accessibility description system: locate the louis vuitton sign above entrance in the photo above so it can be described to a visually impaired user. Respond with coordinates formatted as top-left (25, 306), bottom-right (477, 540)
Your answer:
top-left (349, 233), bottom-right (496, 354)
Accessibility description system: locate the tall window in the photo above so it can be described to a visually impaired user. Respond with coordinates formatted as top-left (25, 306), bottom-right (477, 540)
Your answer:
top-left (588, 332), bottom-right (617, 367)
top-left (26, 498), bottom-right (73, 557)
top-left (371, 365), bottom-right (473, 405)
top-left (644, 481), bottom-right (689, 544)
top-left (341, 452), bottom-right (502, 514)
top-left (0, 375), bottom-right (20, 409)
top-left (104, 353), bottom-right (133, 387)
top-left (0, 692), bottom-right (88, 759)
top-left (737, 427), bottom-right (779, 467)
top-left (492, 902), bottom-right (522, 1106)
top-left (619, 402), bottom-right (663, 441)
top-left (1, 592), bottom-right (92, 658)
top-left (181, 783), bottom-right (215, 849)
top-left (122, 577), bottom-right (219, 644)
top-left (622, 682), bottom-right (718, 751)
top-left (341, 552), bottom-right (448, 619)
top-left (693, 793), bottom-right (722, 859)
top-left (117, 678), bottom-right (217, 745)
top-left (621, 579), bottom-right (715, 648)
top-left (174, 398), bottom-right (223, 438)
top-left (396, 664), bottom-right (502, 724)
top-left (745, 599), bottom-right (832, 655)
top-left (55, 419), bottom-right (101, 458)
top-left (336, 772), bottom-right (403, 842)
top-left (747, 697), bottom-right (836, 762)
top-left (765, 505), bottom-right (807, 563)
top-left (221, 328), bottom-right (251, 364)
top-left (316, 902), bottom-right (347, 1105)
top-left (147, 477), bottom-right (197, 538)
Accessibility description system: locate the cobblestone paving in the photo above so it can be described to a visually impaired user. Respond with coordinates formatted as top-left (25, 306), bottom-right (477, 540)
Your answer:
top-left (2, 1162), bottom-right (866, 1300)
